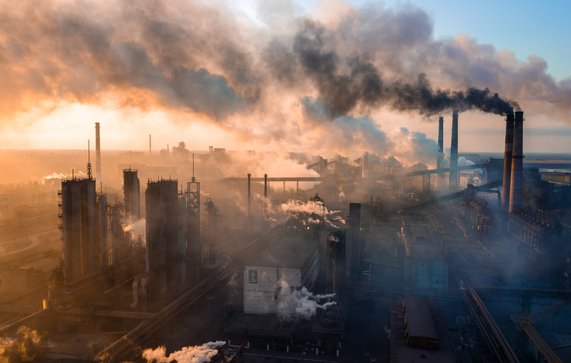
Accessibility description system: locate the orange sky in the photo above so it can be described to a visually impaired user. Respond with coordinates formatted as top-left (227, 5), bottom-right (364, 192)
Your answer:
top-left (0, 0), bottom-right (570, 156)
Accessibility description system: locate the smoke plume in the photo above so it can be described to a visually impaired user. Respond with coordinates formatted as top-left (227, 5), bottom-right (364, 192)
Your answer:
top-left (123, 218), bottom-right (146, 244)
top-left (142, 341), bottom-right (226, 363)
top-left (289, 20), bottom-right (518, 117)
top-left (277, 280), bottom-right (336, 322)
top-left (0, 326), bottom-right (43, 362)
top-left (1, 0), bottom-right (570, 152)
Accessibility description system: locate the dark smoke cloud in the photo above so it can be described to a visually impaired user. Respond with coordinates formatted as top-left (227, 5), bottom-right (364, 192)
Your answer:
top-left (289, 20), bottom-right (517, 117)
top-left (1, 0), bottom-right (570, 136)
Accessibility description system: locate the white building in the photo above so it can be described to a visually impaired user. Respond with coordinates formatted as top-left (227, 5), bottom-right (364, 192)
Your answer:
top-left (243, 235), bottom-right (320, 314)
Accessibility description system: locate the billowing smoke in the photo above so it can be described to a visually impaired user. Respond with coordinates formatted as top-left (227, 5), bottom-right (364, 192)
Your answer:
top-left (142, 341), bottom-right (226, 363)
top-left (43, 171), bottom-right (87, 180)
top-left (276, 280), bottom-right (336, 322)
top-left (0, 326), bottom-right (43, 362)
top-left (290, 20), bottom-right (517, 118)
top-left (123, 218), bottom-right (146, 244)
top-left (279, 199), bottom-right (346, 228)
top-left (0, 0), bottom-right (258, 121)
top-left (2, 0), bottom-right (570, 152)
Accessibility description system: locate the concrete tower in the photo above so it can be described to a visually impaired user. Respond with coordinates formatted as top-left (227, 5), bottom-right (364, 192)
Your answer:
top-left (449, 110), bottom-right (459, 191)
top-left (146, 179), bottom-right (185, 298)
top-left (123, 169), bottom-right (141, 221)
top-left (60, 177), bottom-right (97, 282)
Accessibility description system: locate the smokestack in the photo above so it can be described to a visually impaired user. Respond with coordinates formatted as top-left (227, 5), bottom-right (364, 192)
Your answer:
top-left (449, 110), bottom-right (459, 191)
top-left (502, 112), bottom-right (515, 211)
top-left (95, 122), bottom-right (101, 180)
top-left (87, 140), bottom-right (92, 179)
top-left (264, 174), bottom-right (268, 198)
top-left (247, 173), bottom-right (251, 219)
top-left (509, 111), bottom-right (524, 213)
top-left (437, 116), bottom-right (444, 188)
top-left (149, 134), bottom-right (152, 155)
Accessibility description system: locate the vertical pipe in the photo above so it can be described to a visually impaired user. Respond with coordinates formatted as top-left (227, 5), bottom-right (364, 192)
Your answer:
top-left (437, 116), bottom-right (444, 166)
top-left (247, 173), bottom-right (251, 219)
top-left (502, 112), bottom-right (515, 211)
top-left (437, 116), bottom-right (445, 189)
top-left (509, 111), bottom-right (524, 213)
top-left (449, 110), bottom-right (459, 191)
top-left (149, 134), bottom-right (152, 155)
top-left (95, 122), bottom-right (101, 181)
top-left (264, 174), bottom-right (268, 197)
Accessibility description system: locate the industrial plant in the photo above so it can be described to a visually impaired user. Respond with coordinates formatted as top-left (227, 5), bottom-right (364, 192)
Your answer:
top-left (1, 1), bottom-right (571, 362)
top-left (0, 108), bottom-right (570, 363)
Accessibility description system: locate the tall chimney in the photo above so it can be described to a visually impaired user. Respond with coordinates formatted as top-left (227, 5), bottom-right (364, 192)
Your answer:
top-left (247, 173), bottom-right (251, 219)
top-left (95, 122), bottom-right (101, 180)
top-left (509, 111), bottom-right (524, 213)
top-left (449, 110), bottom-right (459, 191)
top-left (437, 116), bottom-right (444, 187)
top-left (264, 174), bottom-right (268, 198)
top-left (149, 134), bottom-right (152, 155)
top-left (502, 112), bottom-right (514, 211)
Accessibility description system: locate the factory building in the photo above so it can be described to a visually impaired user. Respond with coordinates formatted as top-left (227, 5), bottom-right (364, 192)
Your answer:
top-left (243, 235), bottom-right (320, 314)
top-left (400, 217), bottom-right (448, 290)
top-left (59, 177), bottom-right (98, 282)
top-left (123, 168), bottom-right (140, 221)
top-left (508, 210), bottom-right (563, 265)
top-left (145, 179), bottom-right (185, 298)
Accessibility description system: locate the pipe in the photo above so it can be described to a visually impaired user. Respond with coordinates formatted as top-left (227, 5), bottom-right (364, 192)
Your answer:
top-left (509, 111), bottom-right (524, 213)
top-left (502, 112), bottom-right (514, 211)
top-left (95, 122), bottom-right (101, 180)
top-left (264, 174), bottom-right (268, 197)
top-left (449, 110), bottom-right (459, 191)
top-left (437, 116), bottom-right (444, 188)
top-left (148, 134), bottom-right (152, 155)
top-left (437, 116), bottom-right (444, 163)
top-left (247, 173), bottom-right (251, 219)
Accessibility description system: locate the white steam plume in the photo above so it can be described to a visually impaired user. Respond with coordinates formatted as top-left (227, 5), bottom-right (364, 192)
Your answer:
top-left (123, 218), bottom-right (146, 244)
top-left (277, 280), bottom-right (336, 322)
top-left (279, 199), bottom-right (346, 228)
top-left (142, 341), bottom-right (226, 363)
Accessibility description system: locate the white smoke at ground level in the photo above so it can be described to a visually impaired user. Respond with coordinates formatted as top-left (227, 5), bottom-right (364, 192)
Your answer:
top-left (276, 280), bottom-right (336, 322)
top-left (142, 341), bottom-right (226, 363)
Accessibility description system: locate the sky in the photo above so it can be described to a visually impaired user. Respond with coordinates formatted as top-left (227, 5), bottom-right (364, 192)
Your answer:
top-left (0, 0), bottom-right (569, 156)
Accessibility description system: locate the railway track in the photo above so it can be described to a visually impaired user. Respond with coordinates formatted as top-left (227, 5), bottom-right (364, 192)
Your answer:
top-left (464, 288), bottom-right (520, 363)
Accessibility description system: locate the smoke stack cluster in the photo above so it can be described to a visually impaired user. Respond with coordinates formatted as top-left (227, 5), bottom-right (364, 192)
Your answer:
top-left (449, 110), bottom-right (459, 191)
top-left (501, 112), bottom-right (515, 211)
top-left (508, 111), bottom-right (524, 212)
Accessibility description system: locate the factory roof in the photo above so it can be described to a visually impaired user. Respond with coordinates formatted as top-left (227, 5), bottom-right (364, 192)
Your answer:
top-left (403, 296), bottom-right (438, 342)
top-left (390, 297), bottom-right (455, 363)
